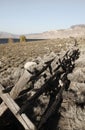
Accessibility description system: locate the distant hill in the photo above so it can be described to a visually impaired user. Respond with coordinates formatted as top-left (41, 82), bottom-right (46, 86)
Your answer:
top-left (71, 24), bottom-right (85, 29)
top-left (0, 32), bottom-right (19, 38)
top-left (27, 24), bottom-right (85, 39)
top-left (0, 24), bottom-right (85, 39)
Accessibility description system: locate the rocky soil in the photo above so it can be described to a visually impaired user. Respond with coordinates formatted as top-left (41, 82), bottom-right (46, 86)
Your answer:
top-left (0, 39), bottom-right (73, 87)
top-left (0, 38), bottom-right (85, 130)
top-left (58, 42), bottom-right (85, 130)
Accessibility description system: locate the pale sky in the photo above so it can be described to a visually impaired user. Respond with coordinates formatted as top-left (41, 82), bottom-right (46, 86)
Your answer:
top-left (0, 0), bottom-right (85, 34)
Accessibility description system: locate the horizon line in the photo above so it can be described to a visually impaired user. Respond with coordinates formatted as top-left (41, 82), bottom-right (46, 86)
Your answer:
top-left (0, 24), bottom-right (85, 35)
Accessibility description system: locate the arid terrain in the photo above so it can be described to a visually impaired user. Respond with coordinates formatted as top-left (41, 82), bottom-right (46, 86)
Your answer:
top-left (0, 39), bottom-right (67, 88)
top-left (0, 25), bottom-right (85, 39)
top-left (0, 37), bottom-right (85, 130)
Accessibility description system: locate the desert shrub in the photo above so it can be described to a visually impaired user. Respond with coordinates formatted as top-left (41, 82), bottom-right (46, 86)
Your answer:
top-left (8, 38), bottom-right (14, 44)
top-left (20, 35), bottom-right (26, 43)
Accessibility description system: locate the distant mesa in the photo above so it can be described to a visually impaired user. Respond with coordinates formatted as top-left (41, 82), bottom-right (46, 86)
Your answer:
top-left (71, 24), bottom-right (85, 29)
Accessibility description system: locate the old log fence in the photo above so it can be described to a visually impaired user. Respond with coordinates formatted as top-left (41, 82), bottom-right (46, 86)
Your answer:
top-left (0, 47), bottom-right (80, 130)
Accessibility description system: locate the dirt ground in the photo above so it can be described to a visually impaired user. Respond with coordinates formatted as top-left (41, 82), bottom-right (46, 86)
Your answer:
top-left (0, 40), bottom-right (64, 68)
top-left (0, 38), bottom-right (84, 69)
top-left (0, 38), bottom-right (85, 130)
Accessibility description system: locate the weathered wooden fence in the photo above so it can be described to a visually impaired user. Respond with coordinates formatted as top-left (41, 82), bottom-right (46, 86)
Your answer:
top-left (0, 47), bottom-right (80, 130)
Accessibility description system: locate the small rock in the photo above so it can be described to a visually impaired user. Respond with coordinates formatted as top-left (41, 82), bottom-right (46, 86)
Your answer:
top-left (24, 62), bottom-right (36, 70)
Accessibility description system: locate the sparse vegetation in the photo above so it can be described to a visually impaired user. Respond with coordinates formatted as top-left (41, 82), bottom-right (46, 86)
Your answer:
top-left (20, 35), bottom-right (26, 43)
top-left (8, 38), bottom-right (14, 44)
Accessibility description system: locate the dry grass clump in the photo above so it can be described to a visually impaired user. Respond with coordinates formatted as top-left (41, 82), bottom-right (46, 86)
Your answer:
top-left (8, 38), bottom-right (14, 44)
top-left (20, 35), bottom-right (26, 43)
